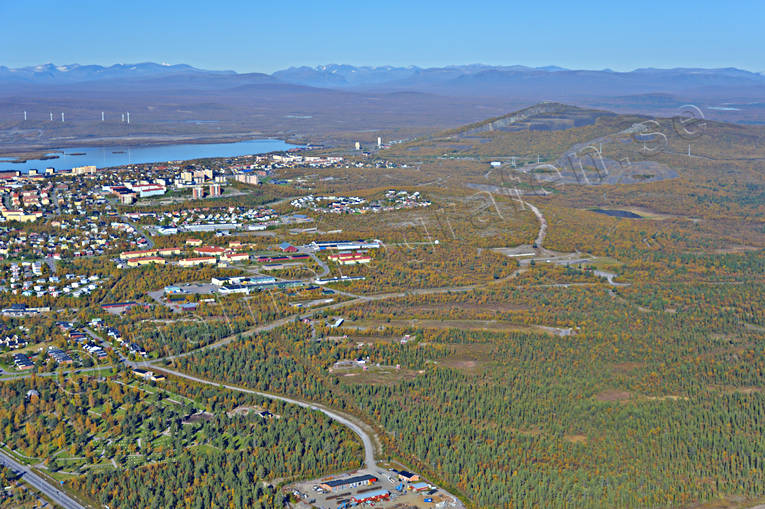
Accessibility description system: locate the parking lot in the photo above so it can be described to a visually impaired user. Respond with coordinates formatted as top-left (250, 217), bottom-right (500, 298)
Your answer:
top-left (288, 468), bottom-right (462, 509)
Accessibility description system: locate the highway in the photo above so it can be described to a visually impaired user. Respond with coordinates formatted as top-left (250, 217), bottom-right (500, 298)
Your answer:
top-left (0, 448), bottom-right (84, 509)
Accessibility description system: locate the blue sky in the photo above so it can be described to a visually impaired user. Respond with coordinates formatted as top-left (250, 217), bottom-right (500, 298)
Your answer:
top-left (1, 0), bottom-right (762, 73)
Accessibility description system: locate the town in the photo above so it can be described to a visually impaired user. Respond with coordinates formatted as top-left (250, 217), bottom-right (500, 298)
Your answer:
top-left (0, 9), bottom-right (762, 505)
top-left (0, 144), bottom-right (467, 508)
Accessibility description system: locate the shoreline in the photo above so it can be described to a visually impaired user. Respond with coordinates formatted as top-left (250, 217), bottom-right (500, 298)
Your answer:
top-left (0, 131), bottom-right (309, 161)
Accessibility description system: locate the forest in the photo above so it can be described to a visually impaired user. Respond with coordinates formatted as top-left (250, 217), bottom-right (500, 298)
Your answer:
top-left (0, 373), bottom-right (362, 508)
top-left (0, 104), bottom-right (762, 508)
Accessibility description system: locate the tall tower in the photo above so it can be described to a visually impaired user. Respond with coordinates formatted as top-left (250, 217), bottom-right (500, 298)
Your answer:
top-left (50, 112), bottom-right (53, 121)
top-left (101, 112), bottom-right (105, 122)
top-left (61, 112), bottom-right (65, 122)
top-left (354, 141), bottom-right (360, 151)
top-left (23, 111), bottom-right (27, 121)
top-left (126, 112), bottom-right (130, 124)
top-left (377, 136), bottom-right (382, 148)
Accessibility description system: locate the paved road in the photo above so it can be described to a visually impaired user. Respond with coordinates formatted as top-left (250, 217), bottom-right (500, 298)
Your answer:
top-left (0, 448), bottom-right (84, 509)
top-left (119, 212), bottom-right (154, 249)
top-left (142, 365), bottom-right (378, 471)
top-left (84, 327), bottom-right (128, 363)
top-left (307, 251), bottom-right (330, 279)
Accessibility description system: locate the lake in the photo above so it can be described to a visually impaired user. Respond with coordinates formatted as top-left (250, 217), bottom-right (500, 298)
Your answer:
top-left (0, 139), bottom-right (298, 172)
top-left (590, 208), bottom-right (643, 219)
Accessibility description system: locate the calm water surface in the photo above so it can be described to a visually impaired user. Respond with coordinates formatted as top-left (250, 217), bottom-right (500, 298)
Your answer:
top-left (0, 139), bottom-right (297, 172)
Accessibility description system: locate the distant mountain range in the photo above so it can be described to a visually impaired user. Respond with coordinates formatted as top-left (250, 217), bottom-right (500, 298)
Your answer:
top-left (2, 62), bottom-right (765, 153)
top-left (2, 62), bottom-right (764, 98)
top-left (272, 64), bottom-right (765, 99)
top-left (272, 64), bottom-right (568, 88)
top-left (0, 62), bottom-right (231, 83)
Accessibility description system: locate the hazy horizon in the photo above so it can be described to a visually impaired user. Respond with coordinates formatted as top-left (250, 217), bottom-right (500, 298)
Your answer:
top-left (3, 61), bottom-right (763, 75)
top-left (2, 0), bottom-right (763, 74)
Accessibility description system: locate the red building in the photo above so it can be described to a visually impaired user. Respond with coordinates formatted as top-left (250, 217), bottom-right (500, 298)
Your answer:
top-left (351, 489), bottom-right (390, 504)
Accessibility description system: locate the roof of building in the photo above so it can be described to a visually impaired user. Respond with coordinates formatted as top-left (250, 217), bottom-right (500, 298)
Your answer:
top-left (323, 474), bottom-right (376, 487)
top-left (353, 489), bottom-right (389, 500)
top-left (130, 256), bottom-right (164, 262)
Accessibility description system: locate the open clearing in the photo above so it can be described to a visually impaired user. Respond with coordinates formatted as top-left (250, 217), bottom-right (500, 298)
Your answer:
top-left (438, 343), bottom-right (495, 374)
top-left (346, 318), bottom-right (567, 335)
top-left (333, 365), bottom-right (421, 386)
top-left (595, 389), bottom-right (632, 402)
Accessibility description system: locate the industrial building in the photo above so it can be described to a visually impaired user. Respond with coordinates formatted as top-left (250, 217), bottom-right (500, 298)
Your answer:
top-left (351, 489), bottom-right (390, 504)
top-left (218, 284), bottom-right (251, 295)
top-left (308, 240), bottom-right (381, 251)
top-left (279, 242), bottom-right (298, 252)
top-left (319, 474), bottom-right (377, 492)
top-left (182, 223), bottom-right (241, 233)
top-left (395, 470), bottom-right (420, 482)
top-left (211, 276), bottom-right (276, 286)
top-left (126, 183), bottom-right (166, 198)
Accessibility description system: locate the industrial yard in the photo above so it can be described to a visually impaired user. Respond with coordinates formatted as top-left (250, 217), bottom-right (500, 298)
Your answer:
top-left (287, 467), bottom-right (462, 509)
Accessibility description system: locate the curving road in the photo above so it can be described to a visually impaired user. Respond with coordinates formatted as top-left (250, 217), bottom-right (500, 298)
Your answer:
top-left (0, 448), bottom-right (84, 509)
top-left (146, 365), bottom-right (377, 471)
